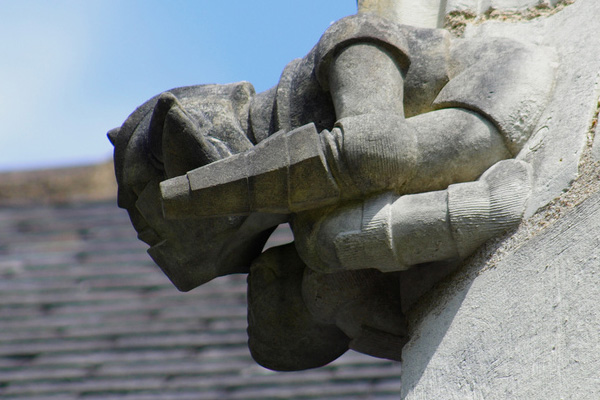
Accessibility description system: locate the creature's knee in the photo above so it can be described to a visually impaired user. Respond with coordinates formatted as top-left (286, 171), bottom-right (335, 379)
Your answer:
top-left (292, 202), bottom-right (363, 273)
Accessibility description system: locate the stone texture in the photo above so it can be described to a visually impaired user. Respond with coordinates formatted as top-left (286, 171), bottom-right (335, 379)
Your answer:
top-left (112, 84), bottom-right (287, 292)
top-left (401, 189), bottom-right (600, 399)
top-left (592, 116), bottom-right (600, 162)
top-left (247, 243), bottom-right (350, 371)
top-left (111, 3), bottom-right (565, 372)
top-left (455, 0), bottom-right (600, 216)
top-left (400, 1), bottom-right (600, 396)
top-left (359, 0), bottom-right (447, 28)
top-left (446, 0), bottom-right (566, 14)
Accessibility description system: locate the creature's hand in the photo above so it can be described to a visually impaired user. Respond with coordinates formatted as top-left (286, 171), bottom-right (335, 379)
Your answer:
top-left (292, 159), bottom-right (532, 276)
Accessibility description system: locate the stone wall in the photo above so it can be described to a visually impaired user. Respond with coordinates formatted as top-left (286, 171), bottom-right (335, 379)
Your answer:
top-left (447, 0), bottom-right (568, 15)
top-left (401, 0), bottom-right (600, 397)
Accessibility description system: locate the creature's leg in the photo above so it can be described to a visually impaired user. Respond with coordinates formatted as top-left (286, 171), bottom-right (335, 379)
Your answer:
top-left (321, 35), bottom-right (513, 196)
top-left (301, 267), bottom-right (407, 362)
top-left (247, 243), bottom-right (406, 369)
top-left (293, 159), bottom-right (533, 274)
top-left (246, 244), bottom-right (348, 371)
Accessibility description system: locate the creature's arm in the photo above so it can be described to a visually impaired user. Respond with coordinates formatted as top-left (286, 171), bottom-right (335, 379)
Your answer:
top-left (314, 15), bottom-right (513, 197)
top-left (159, 16), bottom-right (526, 217)
top-left (158, 103), bottom-right (510, 218)
top-left (293, 159), bottom-right (532, 274)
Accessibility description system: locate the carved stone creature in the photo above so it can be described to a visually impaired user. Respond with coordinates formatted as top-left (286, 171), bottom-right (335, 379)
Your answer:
top-left (110, 11), bottom-right (556, 370)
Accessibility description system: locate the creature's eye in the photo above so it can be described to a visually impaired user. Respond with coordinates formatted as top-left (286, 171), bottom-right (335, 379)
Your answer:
top-left (131, 183), bottom-right (145, 197)
top-left (133, 181), bottom-right (163, 246)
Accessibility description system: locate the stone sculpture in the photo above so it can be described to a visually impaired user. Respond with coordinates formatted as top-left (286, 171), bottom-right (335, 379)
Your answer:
top-left (110, 10), bottom-right (556, 371)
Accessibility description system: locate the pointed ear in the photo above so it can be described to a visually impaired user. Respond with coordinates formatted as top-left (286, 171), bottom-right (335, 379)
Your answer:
top-left (107, 127), bottom-right (120, 146)
top-left (148, 92), bottom-right (179, 165)
top-left (162, 101), bottom-right (222, 178)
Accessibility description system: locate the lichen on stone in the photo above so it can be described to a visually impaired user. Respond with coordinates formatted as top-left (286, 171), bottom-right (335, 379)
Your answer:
top-left (445, 0), bottom-right (576, 36)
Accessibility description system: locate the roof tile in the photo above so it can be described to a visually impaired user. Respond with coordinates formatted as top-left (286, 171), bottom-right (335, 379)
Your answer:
top-left (0, 200), bottom-right (400, 399)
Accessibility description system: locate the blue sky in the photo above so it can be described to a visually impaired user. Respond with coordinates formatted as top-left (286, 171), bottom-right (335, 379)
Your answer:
top-left (0, 1), bottom-right (357, 171)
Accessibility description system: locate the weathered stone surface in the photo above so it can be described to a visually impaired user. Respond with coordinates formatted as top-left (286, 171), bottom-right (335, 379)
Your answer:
top-left (247, 244), bottom-right (349, 371)
top-left (400, 1), bottom-right (600, 396)
top-left (591, 119), bottom-right (600, 162)
top-left (293, 159), bottom-right (532, 275)
top-left (455, 0), bottom-right (600, 215)
top-left (401, 189), bottom-right (600, 399)
top-left (359, 0), bottom-right (446, 28)
top-left (434, 39), bottom-right (558, 156)
top-left (110, 1), bottom-right (579, 374)
top-left (447, 0), bottom-right (566, 14)
top-left (111, 84), bottom-right (285, 291)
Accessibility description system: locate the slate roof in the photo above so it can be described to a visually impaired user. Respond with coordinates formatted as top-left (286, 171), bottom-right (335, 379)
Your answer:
top-left (0, 200), bottom-right (401, 399)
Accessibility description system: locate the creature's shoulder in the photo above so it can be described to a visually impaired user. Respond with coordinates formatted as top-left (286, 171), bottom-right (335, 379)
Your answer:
top-left (435, 37), bottom-right (558, 155)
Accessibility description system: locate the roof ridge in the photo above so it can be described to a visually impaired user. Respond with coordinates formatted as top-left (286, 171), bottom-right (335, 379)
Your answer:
top-left (0, 160), bottom-right (117, 205)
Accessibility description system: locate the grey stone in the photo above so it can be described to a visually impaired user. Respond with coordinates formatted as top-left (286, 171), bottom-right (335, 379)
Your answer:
top-left (401, 189), bottom-right (600, 399)
top-left (247, 242), bottom-right (407, 370)
top-left (456, 0), bottom-right (600, 216)
top-left (446, 0), bottom-right (565, 14)
top-left (293, 159), bottom-right (532, 274)
top-left (110, 84), bottom-right (285, 291)
top-left (400, 1), bottom-right (600, 395)
top-left (434, 39), bottom-right (558, 156)
top-left (359, 0), bottom-right (448, 28)
top-left (110, 4), bottom-right (565, 372)
top-left (490, 0), bottom-right (541, 9)
top-left (446, 0), bottom-right (486, 13)
top-left (160, 123), bottom-right (341, 218)
top-left (592, 119), bottom-right (600, 162)
top-left (247, 244), bottom-right (349, 371)
top-left (301, 266), bottom-right (407, 361)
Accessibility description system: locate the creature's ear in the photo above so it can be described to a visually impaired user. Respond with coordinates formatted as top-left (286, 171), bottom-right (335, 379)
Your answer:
top-left (147, 92), bottom-right (177, 166)
top-left (161, 101), bottom-right (223, 179)
top-left (107, 127), bottom-right (120, 146)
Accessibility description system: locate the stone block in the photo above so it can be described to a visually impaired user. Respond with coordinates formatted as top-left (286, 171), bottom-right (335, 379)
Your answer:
top-left (401, 190), bottom-right (600, 399)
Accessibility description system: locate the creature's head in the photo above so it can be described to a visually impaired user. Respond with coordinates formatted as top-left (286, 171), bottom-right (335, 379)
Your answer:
top-left (109, 82), bottom-right (281, 291)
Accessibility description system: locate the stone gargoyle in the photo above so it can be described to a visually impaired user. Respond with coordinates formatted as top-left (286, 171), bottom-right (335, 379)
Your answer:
top-left (109, 11), bottom-right (557, 371)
